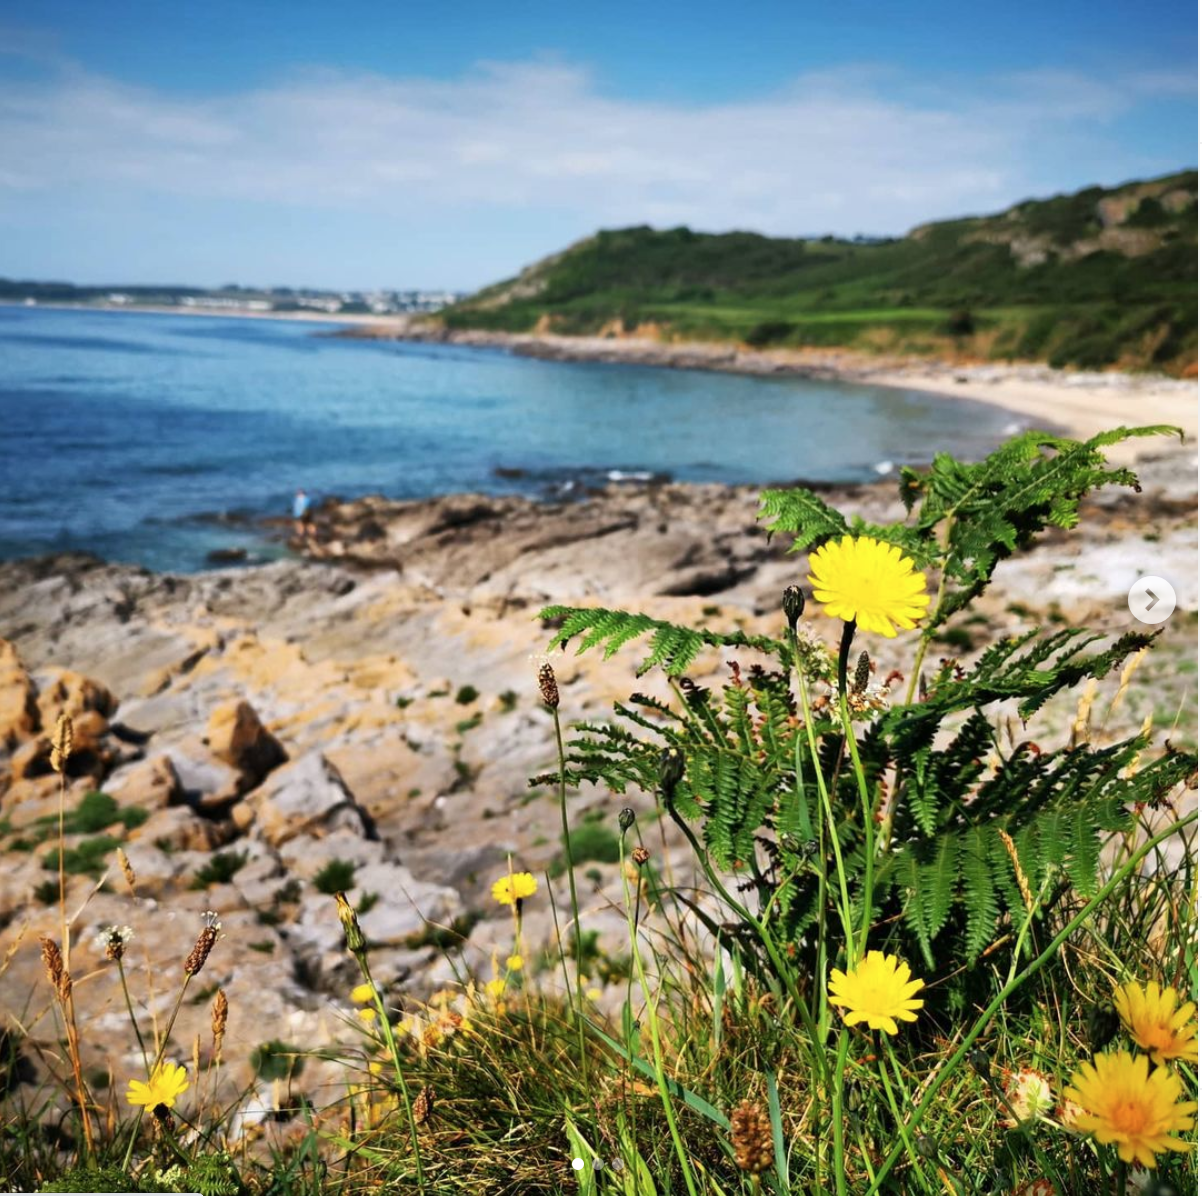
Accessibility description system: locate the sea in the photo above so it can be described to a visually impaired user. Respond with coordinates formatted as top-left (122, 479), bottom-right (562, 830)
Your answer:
top-left (0, 305), bottom-right (1019, 573)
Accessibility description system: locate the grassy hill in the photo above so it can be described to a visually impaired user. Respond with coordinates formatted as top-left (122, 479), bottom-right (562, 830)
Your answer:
top-left (442, 170), bottom-right (1198, 374)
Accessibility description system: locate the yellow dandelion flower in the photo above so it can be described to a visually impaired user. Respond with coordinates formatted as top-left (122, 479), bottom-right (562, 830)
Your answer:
top-left (506, 954), bottom-right (524, 971)
top-left (828, 950), bottom-right (925, 1035)
top-left (125, 1061), bottom-right (189, 1110)
top-left (357, 1007), bottom-right (377, 1024)
top-left (491, 871), bottom-right (538, 906)
top-left (351, 982), bottom-right (376, 1004)
top-left (806, 535), bottom-right (929, 638)
top-left (485, 977), bottom-right (506, 1001)
top-left (1114, 980), bottom-right (1199, 1065)
top-left (1001, 1068), bottom-right (1055, 1127)
top-left (1064, 1050), bottom-right (1197, 1168)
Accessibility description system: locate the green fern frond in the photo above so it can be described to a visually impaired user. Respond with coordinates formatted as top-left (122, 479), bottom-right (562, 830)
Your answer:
top-left (541, 605), bottom-right (782, 676)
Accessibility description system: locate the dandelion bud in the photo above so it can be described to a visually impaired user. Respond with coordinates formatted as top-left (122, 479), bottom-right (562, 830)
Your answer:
top-left (731, 1099), bottom-right (773, 1175)
top-left (659, 746), bottom-right (684, 800)
top-left (335, 892), bottom-right (367, 957)
top-left (537, 662), bottom-right (559, 709)
top-left (184, 911), bottom-right (221, 977)
top-left (1088, 1004), bottom-right (1120, 1052)
top-left (631, 846), bottom-right (650, 867)
top-left (211, 988), bottom-right (229, 1055)
top-left (50, 712), bottom-right (73, 774)
top-left (853, 651), bottom-right (871, 694)
top-left (969, 1049), bottom-right (992, 1080)
top-left (618, 808), bottom-right (635, 833)
top-left (782, 585), bottom-right (805, 632)
top-left (413, 1084), bottom-right (435, 1125)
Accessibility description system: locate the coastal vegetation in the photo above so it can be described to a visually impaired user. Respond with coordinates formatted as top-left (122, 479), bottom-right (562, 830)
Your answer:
top-left (440, 170), bottom-right (1198, 375)
top-left (2, 428), bottom-right (1196, 1194)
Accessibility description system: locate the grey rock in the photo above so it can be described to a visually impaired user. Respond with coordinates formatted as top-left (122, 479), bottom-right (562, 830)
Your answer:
top-left (245, 752), bottom-right (373, 847)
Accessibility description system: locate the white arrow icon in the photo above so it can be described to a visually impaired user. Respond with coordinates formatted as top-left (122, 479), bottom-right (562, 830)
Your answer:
top-left (1128, 576), bottom-right (1176, 625)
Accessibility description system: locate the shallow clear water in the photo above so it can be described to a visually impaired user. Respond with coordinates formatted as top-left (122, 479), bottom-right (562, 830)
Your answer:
top-left (0, 305), bottom-right (1017, 572)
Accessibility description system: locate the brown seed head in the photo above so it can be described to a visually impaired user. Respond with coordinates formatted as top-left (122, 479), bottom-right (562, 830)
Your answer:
top-left (853, 651), bottom-right (871, 695)
top-left (631, 846), bottom-right (650, 867)
top-left (50, 712), bottom-right (74, 774)
top-left (211, 988), bottom-right (229, 1053)
top-left (117, 848), bottom-right (137, 895)
top-left (413, 1084), bottom-right (435, 1125)
top-left (731, 1099), bottom-right (773, 1175)
top-left (40, 935), bottom-right (68, 1000)
top-left (537, 662), bottom-right (559, 709)
top-left (184, 911), bottom-right (221, 977)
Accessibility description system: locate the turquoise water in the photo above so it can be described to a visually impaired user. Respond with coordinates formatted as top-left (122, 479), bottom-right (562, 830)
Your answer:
top-left (0, 305), bottom-right (1017, 572)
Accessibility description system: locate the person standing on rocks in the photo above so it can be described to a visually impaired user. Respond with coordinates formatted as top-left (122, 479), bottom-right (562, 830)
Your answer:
top-left (293, 488), bottom-right (316, 540)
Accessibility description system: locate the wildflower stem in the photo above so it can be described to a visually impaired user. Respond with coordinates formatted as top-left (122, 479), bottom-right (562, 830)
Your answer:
top-left (863, 808), bottom-right (1198, 1194)
top-left (356, 957), bottom-right (427, 1193)
top-left (54, 761), bottom-right (95, 1160)
top-left (836, 679), bottom-right (876, 960)
top-left (829, 1027), bottom-right (851, 1196)
top-left (551, 703), bottom-right (589, 1089)
top-left (877, 1042), bottom-right (931, 1192)
top-left (790, 630), bottom-right (856, 952)
top-left (628, 911), bottom-right (700, 1196)
top-left (117, 956), bottom-right (151, 1072)
top-left (151, 976), bottom-right (191, 1073)
top-left (904, 515), bottom-right (954, 706)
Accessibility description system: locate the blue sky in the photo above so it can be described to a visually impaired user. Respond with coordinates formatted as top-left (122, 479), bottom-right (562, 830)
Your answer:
top-left (0, 1), bottom-right (1196, 289)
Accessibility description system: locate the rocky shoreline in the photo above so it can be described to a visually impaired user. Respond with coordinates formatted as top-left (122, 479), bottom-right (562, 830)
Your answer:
top-left (0, 445), bottom-right (1196, 1144)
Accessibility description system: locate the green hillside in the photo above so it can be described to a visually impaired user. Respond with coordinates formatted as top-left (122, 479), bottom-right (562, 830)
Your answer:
top-left (443, 170), bottom-right (1198, 373)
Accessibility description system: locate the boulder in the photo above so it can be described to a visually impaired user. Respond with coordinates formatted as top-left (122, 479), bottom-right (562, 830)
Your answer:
top-left (104, 754), bottom-right (184, 811)
top-left (35, 668), bottom-right (118, 725)
top-left (0, 640), bottom-right (39, 751)
top-left (166, 745), bottom-right (244, 811)
top-left (354, 861), bottom-right (460, 945)
top-left (241, 752), bottom-right (372, 847)
top-left (205, 700), bottom-right (286, 785)
top-left (127, 805), bottom-right (229, 854)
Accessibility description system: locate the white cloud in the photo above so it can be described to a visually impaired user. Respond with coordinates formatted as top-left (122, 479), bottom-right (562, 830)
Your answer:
top-left (0, 56), bottom-right (1190, 244)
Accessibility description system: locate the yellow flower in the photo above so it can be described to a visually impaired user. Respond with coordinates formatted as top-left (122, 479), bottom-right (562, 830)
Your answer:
top-left (506, 954), bottom-right (524, 971)
top-left (586, 987), bottom-right (603, 1002)
top-left (126, 1061), bottom-right (189, 1110)
top-left (1114, 980), bottom-right (1199, 1065)
top-left (357, 1007), bottom-right (377, 1024)
top-left (491, 871), bottom-right (538, 906)
top-left (1064, 1050), bottom-right (1196, 1168)
top-left (485, 977), bottom-right (506, 1001)
top-left (1001, 1067), bottom-right (1055, 1127)
top-left (351, 982), bottom-right (376, 1004)
top-left (806, 535), bottom-right (929, 638)
top-left (828, 951), bottom-right (925, 1035)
